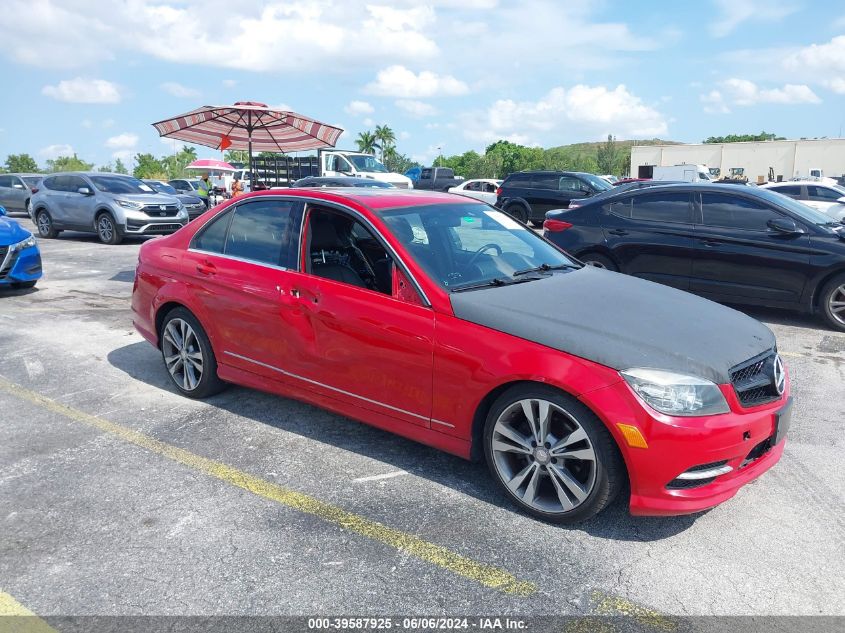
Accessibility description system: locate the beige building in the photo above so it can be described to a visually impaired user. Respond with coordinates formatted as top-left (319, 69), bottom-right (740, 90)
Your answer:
top-left (631, 139), bottom-right (845, 183)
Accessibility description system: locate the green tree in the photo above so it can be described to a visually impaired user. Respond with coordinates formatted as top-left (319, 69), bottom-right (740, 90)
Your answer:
top-left (181, 145), bottom-right (197, 161)
top-left (704, 131), bottom-right (785, 144)
top-left (98, 163), bottom-right (113, 172)
top-left (596, 134), bottom-right (622, 175)
top-left (224, 150), bottom-right (250, 165)
top-left (45, 154), bottom-right (94, 172)
top-left (133, 153), bottom-right (166, 179)
top-left (374, 125), bottom-right (396, 162)
top-left (114, 157), bottom-right (128, 174)
top-left (355, 131), bottom-right (380, 155)
top-left (382, 147), bottom-right (418, 174)
top-left (5, 153), bottom-right (39, 173)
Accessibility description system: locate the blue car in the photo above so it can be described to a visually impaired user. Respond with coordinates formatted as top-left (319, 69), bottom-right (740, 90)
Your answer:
top-left (0, 205), bottom-right (42, 289)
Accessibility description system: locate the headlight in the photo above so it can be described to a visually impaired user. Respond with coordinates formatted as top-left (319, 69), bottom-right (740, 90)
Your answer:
top-left (116, 199), bottom-right (143, 210)
top-left (621, 368), bottom-right (730, 417)
top-left (176, 201), bottom-right (184, 210)
top-left (10, 235), bottom-right (37, 252)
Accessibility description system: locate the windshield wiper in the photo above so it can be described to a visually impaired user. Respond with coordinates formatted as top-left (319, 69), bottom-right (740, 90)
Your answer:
top-left (512, 262), bottom-right (578, 277)
top-left (450, 277), bottom-right (511, 293)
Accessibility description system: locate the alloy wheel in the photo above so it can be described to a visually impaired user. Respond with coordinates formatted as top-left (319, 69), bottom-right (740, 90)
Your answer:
top-left (37, 213), bottom-right (51, 236)
top-left (829, 284), bottom-right (845, 326)
top-left (98, 216), bottom-right (114, 242)
top-left (491, 398), bottom-right (597, 514)
top-left (162, 318), bottom-right (204, 391)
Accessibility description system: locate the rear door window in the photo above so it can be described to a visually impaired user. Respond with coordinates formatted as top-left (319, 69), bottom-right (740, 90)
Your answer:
top-left (807, 186), bottom-right (843, 202)
top-left (771, 185), bottom-right (803, 198)
top-left (191, 210), bottom-right (233, 254)
top-left (224, 199), bottom-right (299, 267)
top-left (631, 192), bottom-right (693, 223)
top-left (531, 174), bottom-right (559, 190)
top-left (701, 194), bottom-right (781, 231)
top-left (605, 198), bottom-right (632, 218)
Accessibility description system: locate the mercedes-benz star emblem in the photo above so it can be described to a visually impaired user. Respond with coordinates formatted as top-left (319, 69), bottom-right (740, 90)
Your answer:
top-left (773, 355), bottom-right (786, 395)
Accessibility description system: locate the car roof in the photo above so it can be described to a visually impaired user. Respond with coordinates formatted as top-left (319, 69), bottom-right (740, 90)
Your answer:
top-left (251, 187), bottom-right (478, 211)
top-left (578, 182), bottom-right (779, 203)
top-left (506, 170), bottom-right (593, 177)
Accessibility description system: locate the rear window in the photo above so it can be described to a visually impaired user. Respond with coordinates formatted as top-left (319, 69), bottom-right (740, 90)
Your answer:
top-left (631, 193), bottom-right (692, 223)
top-left (770, 185), bottom-right (802, 197)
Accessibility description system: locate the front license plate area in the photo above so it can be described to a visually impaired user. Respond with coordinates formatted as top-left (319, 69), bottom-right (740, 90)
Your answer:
top-left (773, 397), bottom-right (793, 446)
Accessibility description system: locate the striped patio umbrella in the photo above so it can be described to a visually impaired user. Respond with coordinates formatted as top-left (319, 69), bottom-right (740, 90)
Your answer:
top-left (151, 101), bottom-right (344, 178)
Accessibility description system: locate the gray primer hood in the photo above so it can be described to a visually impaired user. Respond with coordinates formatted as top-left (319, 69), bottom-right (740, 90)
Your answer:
top-left (449, 267), bottom-right (775, 384)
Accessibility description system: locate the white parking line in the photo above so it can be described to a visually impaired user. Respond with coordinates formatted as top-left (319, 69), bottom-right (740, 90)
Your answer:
top-left (353, 470), bottom-right (409, 483)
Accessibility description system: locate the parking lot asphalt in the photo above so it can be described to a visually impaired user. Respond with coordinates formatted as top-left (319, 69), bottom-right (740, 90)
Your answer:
top-left (0, 213), bottom-right (843, 621)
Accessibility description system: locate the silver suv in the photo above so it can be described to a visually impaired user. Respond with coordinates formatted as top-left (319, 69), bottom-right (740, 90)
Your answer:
top-left (29, 172), bottom-right (188, 244)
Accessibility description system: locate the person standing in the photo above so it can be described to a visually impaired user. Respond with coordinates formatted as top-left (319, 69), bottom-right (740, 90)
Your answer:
top-left (198, 173), bottom-right (212, 209)
top-left (231, 176), bottom-right (244, 199)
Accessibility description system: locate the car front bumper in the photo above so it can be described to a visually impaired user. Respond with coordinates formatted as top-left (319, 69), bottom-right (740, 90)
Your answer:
top-left (122, 219), bottom-right (187, 236)
top-left (0, 244), bottom-right (42, 285)
top-left (579, 378), bottom-right (790, 516)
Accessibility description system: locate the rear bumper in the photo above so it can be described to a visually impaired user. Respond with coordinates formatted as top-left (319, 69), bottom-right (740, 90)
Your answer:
top-left (579, 379), bottom-right (789, 517)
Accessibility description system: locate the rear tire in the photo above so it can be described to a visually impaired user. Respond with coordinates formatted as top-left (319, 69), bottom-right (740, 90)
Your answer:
top-left (96, 212), bottom-right (123, 245)
top-left (819, 273), bottom-right (845, 331)
top-left (504, 203), bottom-right (529, 224)
top-left (580, 253), bottom-right (618, 271)
top-left (36, 210), bottom-right (59, 238)
top-left (483, 384), bottom-right (624, 524)
top-left (160, 307), bottom-right (226, 398)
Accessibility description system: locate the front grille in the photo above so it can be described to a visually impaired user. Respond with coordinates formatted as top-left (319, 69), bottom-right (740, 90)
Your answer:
top-left (141, 204), bottom-right (180, 217)
top-left (730, 351), bottom-right (781, 407)
top-left (141, 223), bottom-right (183, 234)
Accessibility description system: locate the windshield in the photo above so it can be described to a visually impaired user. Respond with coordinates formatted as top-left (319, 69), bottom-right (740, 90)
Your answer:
top-left (145, 181), bottom-right (178, 195)
top-left (90, 175), bottom-right (155, 194)
top-left (354, 180), bottom-right (394, 188)
top-left (754, 187), bottom-right (840, 225)
top-left (581, 174), bottom-right (613, 192)
top-left (347, 155), bottom-right (388, 173)
top-left (380, 202), bottom-right (578, 290)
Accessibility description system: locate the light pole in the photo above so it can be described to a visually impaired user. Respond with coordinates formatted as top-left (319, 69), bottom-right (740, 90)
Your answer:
top-left (436, 146), bottom-right (442, 167)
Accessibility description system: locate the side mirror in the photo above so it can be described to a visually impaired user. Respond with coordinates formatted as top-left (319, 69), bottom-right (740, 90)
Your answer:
top-left (767, 217), bottom-right (805, 235)
top-left (13, 184), bottom-right (24, 189)
top-left (78, 187), bottom-right (93, 195)
top-left (0, 206), bottom-right (6, 216)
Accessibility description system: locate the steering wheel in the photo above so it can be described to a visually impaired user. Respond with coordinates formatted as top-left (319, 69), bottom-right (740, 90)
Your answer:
top-left (466, 243), bottom-right (502, 268)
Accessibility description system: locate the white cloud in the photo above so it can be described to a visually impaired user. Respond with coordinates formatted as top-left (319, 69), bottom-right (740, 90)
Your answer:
top-left (709, 0), bottom-right (797, 37)
top-left (42, 77), bottom-right (122, 103)
top-left (222, 79), bottom-right (238, 88)
top-left (783, 35), bottom-right (845, 94)
top-left (39, 144), bottom-right (75, 160)
top-left (111, 150), bottom-right (133, 164)
top-left (105, 133), bottom-right (139, 150)
top-left (399, 131), bottom-right (411, 140)
top-left (701, 79), bottom-right (821, 112)
top-left (395, 99), bottom-right (438, 117)
top-left (344, 100), bottom-right (375, 117)
top-left (365, 65), bottom-right (469, 98)
top-left (461, 84), bottom-right (668, 145)
top-left (362, 117), bottom-right (375, 127)
top-left (160, 82), bottom-right (201, 98)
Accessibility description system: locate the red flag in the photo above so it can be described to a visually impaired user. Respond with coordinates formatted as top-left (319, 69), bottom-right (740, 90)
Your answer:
top-left (219, 135), bottom-right (232, 150)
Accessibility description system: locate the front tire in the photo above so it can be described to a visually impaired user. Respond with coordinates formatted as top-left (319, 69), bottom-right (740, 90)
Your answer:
top-left (483, 385), bottom-right (624, 524)
top-left (96, 212), bottom-right (123, 245)
top-left (819, 273), bottom-right (845, 331)
top-left (160, 307), bottom-right (226, 398)
top-left (12, 281), bottom-right (37, 289)
top-left (36, 210), bottom-right (59, 238)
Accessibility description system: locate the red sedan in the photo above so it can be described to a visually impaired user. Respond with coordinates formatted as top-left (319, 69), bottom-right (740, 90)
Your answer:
top-left (131, 189), bottom-right (791, 523)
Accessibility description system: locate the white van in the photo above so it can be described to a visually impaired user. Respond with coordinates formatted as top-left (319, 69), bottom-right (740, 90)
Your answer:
top-left (653, 164), bottom-right (713, 183)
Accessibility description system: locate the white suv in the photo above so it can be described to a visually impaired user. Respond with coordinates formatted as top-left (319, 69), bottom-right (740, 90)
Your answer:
top-left (761, 181), bottom-right (845, 222)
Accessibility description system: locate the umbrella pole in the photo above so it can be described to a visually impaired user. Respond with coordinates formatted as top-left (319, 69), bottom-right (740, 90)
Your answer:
top-left (248, 135), bottom-right (253, 192)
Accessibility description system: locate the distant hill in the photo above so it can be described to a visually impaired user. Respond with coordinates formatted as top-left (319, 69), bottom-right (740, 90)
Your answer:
top-left (547, 138), bottom-right (680, 156)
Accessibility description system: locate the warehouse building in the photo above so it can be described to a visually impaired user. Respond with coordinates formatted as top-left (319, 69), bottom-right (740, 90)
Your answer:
top-left (631, 138), bottom-right (845, 184)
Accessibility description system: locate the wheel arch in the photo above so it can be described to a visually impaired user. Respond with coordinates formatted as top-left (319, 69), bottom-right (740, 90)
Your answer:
top-left (810, 267), bottom-right (845, 312)
top-left (573, 247), bottom-right (621, 270)
top-left (154, 301), bottom-right (191, 347)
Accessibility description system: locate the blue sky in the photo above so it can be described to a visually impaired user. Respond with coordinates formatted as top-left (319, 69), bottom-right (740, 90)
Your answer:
top-left (1, 0), bottom-right (844, 169)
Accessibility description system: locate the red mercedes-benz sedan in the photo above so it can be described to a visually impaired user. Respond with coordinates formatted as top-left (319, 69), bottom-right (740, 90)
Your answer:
top-left (131, 188), bottom-right (791, 523)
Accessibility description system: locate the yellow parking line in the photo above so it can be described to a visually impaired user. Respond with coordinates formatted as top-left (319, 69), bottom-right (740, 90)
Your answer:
top-left (0, 377), bottom-right (535, 597)
top-left (591, 591), bottom-right (676, 631)
top-left (779, 351), bottom-right (803, 358)
top-left (0, 591), bottom-right (57, 633)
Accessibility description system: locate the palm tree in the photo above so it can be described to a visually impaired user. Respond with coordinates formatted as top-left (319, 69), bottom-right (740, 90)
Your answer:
top-left (181, 145), bottom-right (198, 161)
top-left (355, 131), bottom-right (380, 155)
top-left (374, 125), bottom-right (396, 162)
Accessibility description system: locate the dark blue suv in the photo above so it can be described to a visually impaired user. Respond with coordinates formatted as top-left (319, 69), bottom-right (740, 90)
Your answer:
top-left (496, 170), bottom-right (612, 225)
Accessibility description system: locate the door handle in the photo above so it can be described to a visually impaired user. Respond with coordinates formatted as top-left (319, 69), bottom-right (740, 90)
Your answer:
top-left (288, 288), bottom-right (319, 304)
top-left (196, 260), bottom-right (217, 275)
top-left (699, 238), bottom-right (720, 247)
top-left (607, 229), bottom-right (628, 236)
